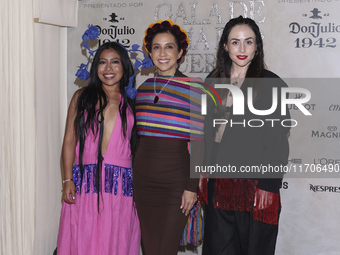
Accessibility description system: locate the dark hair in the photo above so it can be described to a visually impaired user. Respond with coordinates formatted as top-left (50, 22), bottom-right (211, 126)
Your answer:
top-left (208, 16), bottom-right (265, 99)
top-left (144, 20), bottom-right (189, 63)
top-left (74, 42), bottom-right (137, 197)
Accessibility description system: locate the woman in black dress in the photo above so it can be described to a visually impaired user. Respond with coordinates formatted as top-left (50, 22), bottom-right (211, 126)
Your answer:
top-left (201, 16), bottom-right (290, 255)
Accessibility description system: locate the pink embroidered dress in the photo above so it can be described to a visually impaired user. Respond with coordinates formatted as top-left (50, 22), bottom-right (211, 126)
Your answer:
top-left (57, 100), bottom-right (140, 255)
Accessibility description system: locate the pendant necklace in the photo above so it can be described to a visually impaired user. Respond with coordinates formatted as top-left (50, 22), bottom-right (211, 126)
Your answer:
top-left (153, 74), bottom-right (175, 103)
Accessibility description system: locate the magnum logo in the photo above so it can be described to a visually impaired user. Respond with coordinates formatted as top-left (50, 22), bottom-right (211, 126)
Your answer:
top-left (311, 126), bottom-right (340, 138)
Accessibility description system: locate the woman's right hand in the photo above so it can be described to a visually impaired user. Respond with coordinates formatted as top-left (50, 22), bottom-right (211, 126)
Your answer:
top-left (62, 181), bottom-right (76, 204)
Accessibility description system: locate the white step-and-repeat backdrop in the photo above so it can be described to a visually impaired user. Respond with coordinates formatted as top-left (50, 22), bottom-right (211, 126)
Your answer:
top-left (67, 1), bottom-right (340, 254)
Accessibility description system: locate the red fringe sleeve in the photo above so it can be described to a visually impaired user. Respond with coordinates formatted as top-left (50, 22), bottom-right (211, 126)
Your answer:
top-left (252, 187), bottom-right (281, 225)
top-left (198, 178), bottom-right (281, 225)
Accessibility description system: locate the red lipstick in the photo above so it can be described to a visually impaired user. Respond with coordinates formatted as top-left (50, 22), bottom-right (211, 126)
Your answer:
top-left (237, 55), bottom-right (248, 60)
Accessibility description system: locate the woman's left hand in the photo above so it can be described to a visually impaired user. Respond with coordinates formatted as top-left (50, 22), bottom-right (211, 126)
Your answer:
top-left (180, 190), bottom-right (197, 216)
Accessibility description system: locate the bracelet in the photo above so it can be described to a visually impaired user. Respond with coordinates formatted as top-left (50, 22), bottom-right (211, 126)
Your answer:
top-left (63, 178), bottom-right (73, 184)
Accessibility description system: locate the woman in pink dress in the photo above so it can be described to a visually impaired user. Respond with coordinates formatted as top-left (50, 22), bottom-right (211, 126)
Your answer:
top-left (57, 41), bottom-right (140, 255)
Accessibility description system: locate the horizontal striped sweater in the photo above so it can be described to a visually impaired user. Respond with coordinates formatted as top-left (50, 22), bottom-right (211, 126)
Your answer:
top-left (136, 76), bottom-right (206, 140)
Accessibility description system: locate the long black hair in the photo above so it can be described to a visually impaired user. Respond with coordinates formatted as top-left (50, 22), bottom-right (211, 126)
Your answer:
top-left (208, 16), bottom-right (266, 99)
top-left (74, 42), bottom-right (137, 197)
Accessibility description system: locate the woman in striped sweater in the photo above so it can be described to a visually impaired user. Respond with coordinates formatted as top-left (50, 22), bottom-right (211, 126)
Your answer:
top-left (133, 20), bottom-right (205, 255)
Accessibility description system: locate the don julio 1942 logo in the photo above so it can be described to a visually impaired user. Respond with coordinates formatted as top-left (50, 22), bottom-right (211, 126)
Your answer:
top-left (289, 8), bottom-right (339, 48)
